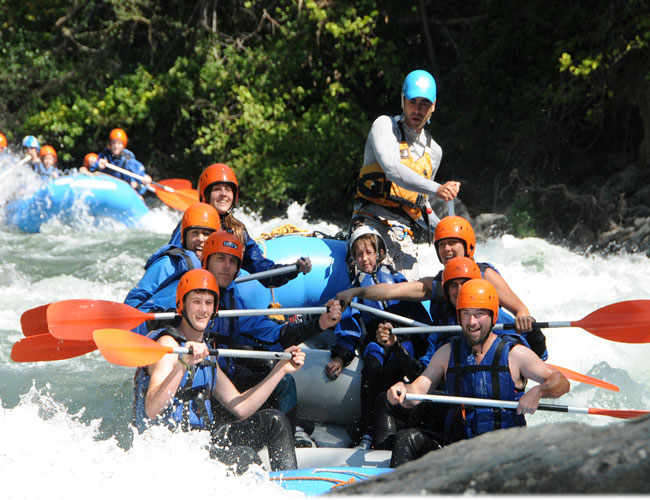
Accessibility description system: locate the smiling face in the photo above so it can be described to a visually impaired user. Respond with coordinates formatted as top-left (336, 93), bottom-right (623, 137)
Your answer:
top-left (436, 238), bottom-right (466, 264)
top-left (206, 252), bottom-right (240, 288)
top-left (208, 183), bottom-right (235, 215)
top-left (182, 290), bottom-right (215, 333)
top-left (459, 308), bottom-right (492, 347)
top-left (109, 139), bottom-right (125, 156)
top-left (402, 97), bottom-right (435, 131)
top-left (185, 228), bottom-right (214, 259)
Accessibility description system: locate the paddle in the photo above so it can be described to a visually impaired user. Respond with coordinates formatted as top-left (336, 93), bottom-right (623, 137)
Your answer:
top-left (93, 328), bottom-right (292, 367)
top-left (22, 299), bottom-right (328, 341)
top-left (11, 334), bottom-right (96, 362)
top-left (104, 162), bottom-right (199, 211)
top-left (404, 393), bottom-right (648, 420)
top-left (158, 178), bottom-right (192, 190)
top-left (545, 363), bottom-right (619, 392)
top-left (234, 264), bottom-right (299, 284)
top-left (349, 302), bottom-right (429, 327)
top-left (390, 300), bottom-right (650, 344)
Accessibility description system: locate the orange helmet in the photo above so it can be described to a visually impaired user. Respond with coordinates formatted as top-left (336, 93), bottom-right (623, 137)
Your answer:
top-left (39, 145), bottom-right (57, 162)
top-left (109, 128), bottom-right (128, 147)
top-left (434, 216), bottom-right (476, 262)
top-left (181, 202), bottom-right (221, 247)
top-left (456, 278), bottom-right (499, 324)
top-left (175, 269), bottom-right (220, 318)
top-left (442, 256), bottom-right (481, 299)
top-left (202, 229), bottom-right (244, 269)
top-left (0, 133), bottom-right (7, 149)
top-left (198, 163), bottom-right (239, 204)
top-left (84, 153), bottom-right (98, 168)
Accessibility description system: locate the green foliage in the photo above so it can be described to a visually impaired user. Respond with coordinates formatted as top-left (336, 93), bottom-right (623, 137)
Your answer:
top-left (508, 195), bottom-right (537, 239)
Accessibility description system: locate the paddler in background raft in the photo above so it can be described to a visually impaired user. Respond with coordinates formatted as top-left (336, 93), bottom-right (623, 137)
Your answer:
top-left (386, 279), bottom-right (570, 467)
top-left (337, 215), bottom-right (539, 338)
top-left (169, 162), bottom-right (312, 288)
top-left (202, 229), bottom-right (342, 447)
top-left (0, 132), bottom-right (7, 154)
top-left (124, 202), bottom-right (221, 330)
top-left (133, 268), bottom-right (303, 474)
top-left (325, 225), bottom-right (431, 450)
top-left (38, 145), bottom-right (61, 178)
top-left (352, 69), bottom-right (461, 280)
top-left (90, 128), bottom-right (152, 195)
top-left (78, 152), bottom-right (98, 175)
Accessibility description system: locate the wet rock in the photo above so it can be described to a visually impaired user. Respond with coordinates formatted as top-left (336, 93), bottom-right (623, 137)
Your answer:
top-left (330, 415), bottom-right (650, 495)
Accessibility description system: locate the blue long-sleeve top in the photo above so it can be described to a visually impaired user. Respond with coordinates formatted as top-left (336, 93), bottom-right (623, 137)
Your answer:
top-left (91, 148), bottom-right (148, 195)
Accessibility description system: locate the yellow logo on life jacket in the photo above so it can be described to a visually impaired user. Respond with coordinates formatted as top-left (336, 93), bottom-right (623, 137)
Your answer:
top-left (355, 139), bottom-right (433, 221)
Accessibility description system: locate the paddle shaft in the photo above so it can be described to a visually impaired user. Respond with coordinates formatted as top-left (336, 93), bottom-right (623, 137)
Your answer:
top-left (177, 347), bottom-right (292, 360)
top-left (349, 302), bottom-right (429, 327)
top-left (148, 307), bottom-right (327, 321)
top-left (404, 394), bottom-right (640, 418)
top-left (234, 264), bottom-right (299, 284)
top-left (391, 322), bottom-right (571, 335)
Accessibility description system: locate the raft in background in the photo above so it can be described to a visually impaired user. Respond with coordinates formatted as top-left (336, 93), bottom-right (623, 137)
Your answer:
top-left (4, 173), bottom-right (149, 233)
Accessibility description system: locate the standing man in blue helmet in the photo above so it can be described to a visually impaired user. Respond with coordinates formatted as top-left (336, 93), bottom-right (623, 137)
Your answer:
top-left (352, 69), bottom-right (461, 280)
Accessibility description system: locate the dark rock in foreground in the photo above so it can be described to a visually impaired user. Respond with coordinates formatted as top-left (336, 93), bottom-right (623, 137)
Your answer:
top-left (330, 415), bottom-right (650, 495)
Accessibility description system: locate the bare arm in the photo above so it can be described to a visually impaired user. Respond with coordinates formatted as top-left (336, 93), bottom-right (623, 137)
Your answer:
top-left (484, 267), bottom-right (534, 332)
top-left (144, 337), bottom-right (209, 419)
top-left (387, 343), bottom-right (450, 408)
top-left (212, 346), bottom-right (304, 420)
top-left (509, 345), bottom-right (570, 415)
top-left (336, 278), bottom-right (433, 305)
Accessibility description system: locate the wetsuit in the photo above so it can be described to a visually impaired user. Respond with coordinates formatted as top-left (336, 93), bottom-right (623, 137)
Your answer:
top-left (91, 148), bottom-right (148, 195)
top-left (133, 327), bottom-right (296, 472)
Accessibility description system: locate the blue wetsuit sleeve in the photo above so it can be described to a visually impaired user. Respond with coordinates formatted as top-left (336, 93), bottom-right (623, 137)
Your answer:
top-left (331, 307), bottom-right (363, 365)
top-left (124, 257), bottom-right (175, 310)
top-left (168, 221), bottom-right (182, 246)
top-left (241, 232), bottom-right (299, 287)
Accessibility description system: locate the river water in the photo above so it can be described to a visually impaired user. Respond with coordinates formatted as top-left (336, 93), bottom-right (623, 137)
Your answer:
top-left (1, 157), bottom-right (649, 498)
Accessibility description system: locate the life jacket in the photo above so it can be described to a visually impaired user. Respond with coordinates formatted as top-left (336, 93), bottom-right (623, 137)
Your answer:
top-left (133, 327), bottom-right (218, 433)
top-left (355, 121), bottom-right (433, 221)
top-left (444, 335), bottom-right (526, 439)
top-left (125, 244), bottom-right (201, 312)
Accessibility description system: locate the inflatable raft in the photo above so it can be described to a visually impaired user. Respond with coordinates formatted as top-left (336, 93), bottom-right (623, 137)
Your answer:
top-left (4, 173), bottom-right (149, 233)
top-left (270, 465), bottom-right (392, 495)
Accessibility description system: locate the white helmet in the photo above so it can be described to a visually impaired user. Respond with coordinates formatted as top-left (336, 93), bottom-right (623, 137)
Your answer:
top-left (348, 225), bottom-right (387, 259)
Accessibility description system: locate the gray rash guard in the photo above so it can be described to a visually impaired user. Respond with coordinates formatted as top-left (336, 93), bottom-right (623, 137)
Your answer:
top-left (363, 114), bottom-right (443, 198)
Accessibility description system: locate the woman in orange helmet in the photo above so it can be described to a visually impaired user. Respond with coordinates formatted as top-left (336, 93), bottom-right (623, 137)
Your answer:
top-left (90, 128), bottom-right (152, 194)
top-left (168, 163), bottom-right (312, 287)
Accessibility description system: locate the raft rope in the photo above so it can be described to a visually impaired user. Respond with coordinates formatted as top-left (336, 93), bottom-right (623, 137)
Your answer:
top-left (270, 468), bottom-right (376, 490)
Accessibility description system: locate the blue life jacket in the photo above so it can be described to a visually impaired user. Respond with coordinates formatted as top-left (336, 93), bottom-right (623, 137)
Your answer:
top-left (30, 160), bottom-right (59, 178)
top-left (444, 335), bottom-right (526, 439)
top-left (133, 328), bottom-right (220, 433)
top-left (92, 148), bottom-right (147, 195)
top-left (125, 244), bottom-right (201, 313)
top-left (332, 265), bottom-right (429, 366)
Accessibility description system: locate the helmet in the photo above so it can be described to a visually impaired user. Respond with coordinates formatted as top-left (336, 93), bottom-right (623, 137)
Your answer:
top-left (442, 256), bottom-right (481, 299)
top-left (202, 229), bottom-right (243, 269)
top-left (181, 202), bottom-right (221, 247)
top-left (0, 133), bottom-right (7, 149)
top-left (348, 225), bottom-right (386, 258)
top-left (84, 153), bottom-right (98, 168)
top-left (456, 278), bottom-right (499, 324)
top-left (402, 70), bottom-right (437, 103)
top-left (109, 128), bottom-right (128, 147)
top-left (434, 216), bottom-right (476, 262)
top-left (176, 269), bottom-right (220, 318)
top-left (198, 163), bottom-right (239, 204)
top-left (39, 145), bottom-right (57, 161)
top-left (22, 135), bottom-right (40, 151)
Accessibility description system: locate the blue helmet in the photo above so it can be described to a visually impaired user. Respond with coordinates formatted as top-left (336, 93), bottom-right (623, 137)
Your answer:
top-left (22, 135), bottom-right (40, 150)
top-left (402, 70), bottom-right (437, 103)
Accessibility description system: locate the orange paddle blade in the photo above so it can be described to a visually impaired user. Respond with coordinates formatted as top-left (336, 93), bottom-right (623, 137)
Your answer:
top-left (47, 300), bottom-right (152, 341)
top-left (11, 334), bottom-right (96, 362)
top-left (574, 300), bottom-right (650, 343)
top-left (547, 363), bottom-right (619, 392)
top-left (158, 178), bottom-right (192, 190)
top-left (153, 185), bottom-right (199, 212)
top-left (588, 408), bottom-right (650, 419)
top-left (93, 328), bottom-right (172, 367)
top-left (21, 304), bottom-right (50, 337)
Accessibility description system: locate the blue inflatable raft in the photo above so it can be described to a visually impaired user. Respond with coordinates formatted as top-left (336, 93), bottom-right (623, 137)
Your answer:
top-left (270, 466), bottom-right (392, 496)
top-left (4, 173), bottom-right (149, 233)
